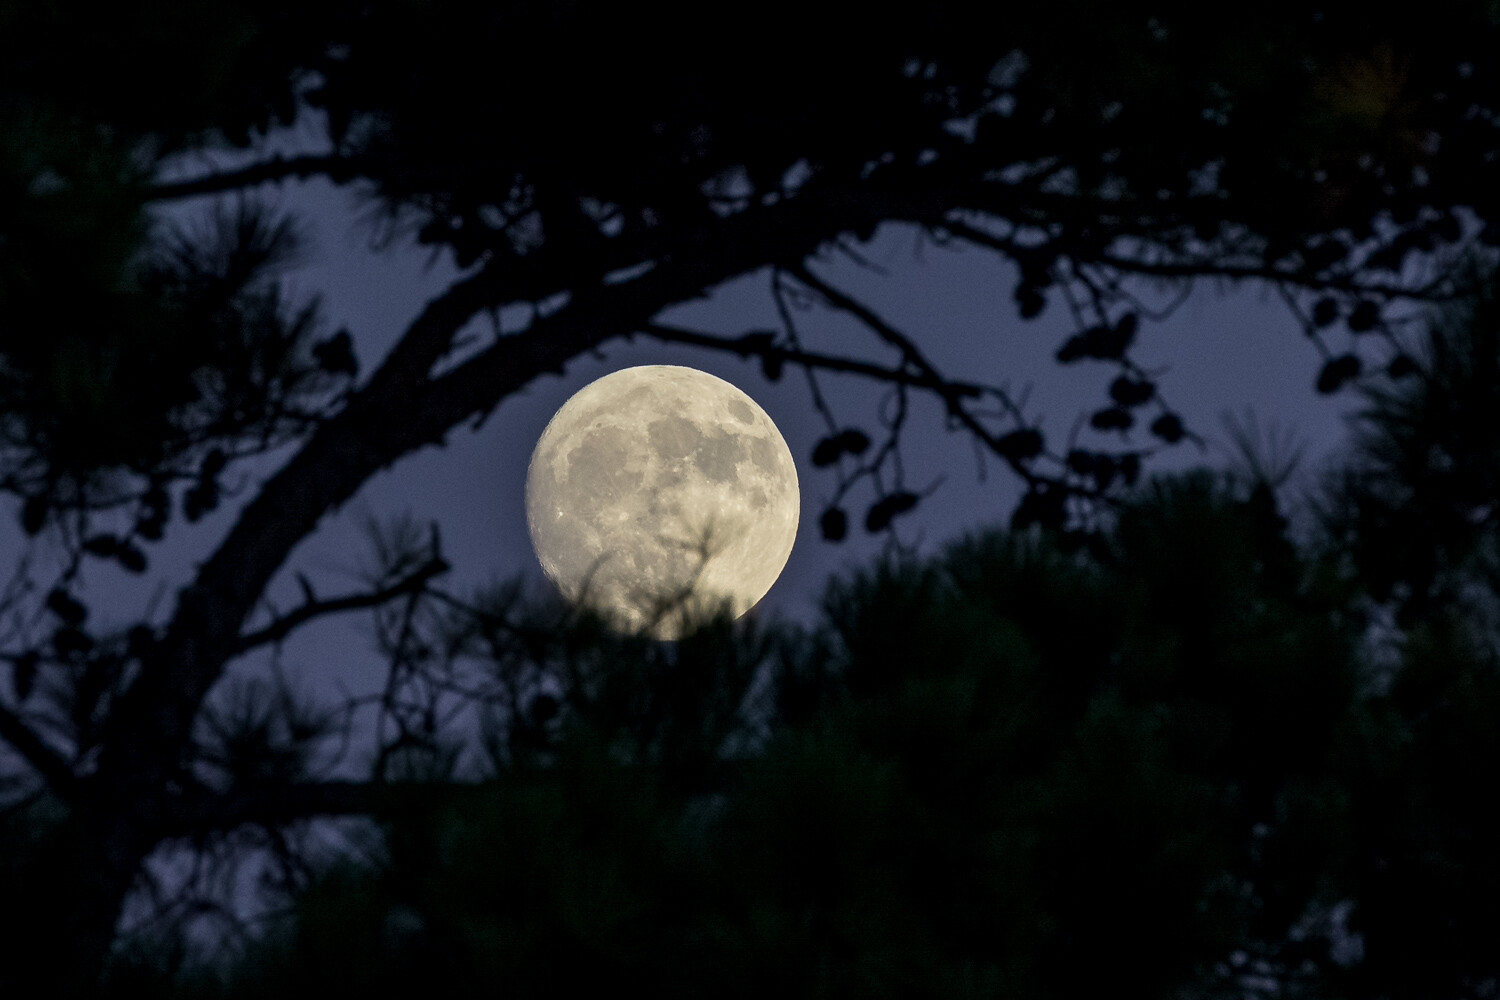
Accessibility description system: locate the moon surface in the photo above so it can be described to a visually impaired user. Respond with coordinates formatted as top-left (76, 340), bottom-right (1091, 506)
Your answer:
top-left (525, 365), bottom-right (800, 640)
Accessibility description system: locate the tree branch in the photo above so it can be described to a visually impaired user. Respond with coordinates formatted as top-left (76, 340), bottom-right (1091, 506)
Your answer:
top-left (940, 215), bottom-right (1459, 301)
top-left (1090, 248), bottom-right (1466, 300)
top-left (93, 179), bottom-right (871, 831)
top-left (784, 262), bottom-right (1037, 479)
top-left (637, 322), bottom-right (984, 398)
top-left (103, 150), bottom-right (1345, 844)
top-left (0, 701), bottom-right (76, 796)
top-left (233, 556), bottom-right (450, 656)
top-left (97, 163), bottom-right (1297, 832)
top-left (148, 153), bottom-right (364, 201)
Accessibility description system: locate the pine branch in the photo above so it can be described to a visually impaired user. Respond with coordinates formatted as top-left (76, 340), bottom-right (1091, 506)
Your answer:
top-left (0, 701), bottom-right (75, 796)
top-left (91, 178), bottom-right (872, 831)
top-left (148, 154), bottom-right (364, 201)
top-left (638, 322), bottom-right (985, 397)
top-left (233, 556), bottom-right (450, 656)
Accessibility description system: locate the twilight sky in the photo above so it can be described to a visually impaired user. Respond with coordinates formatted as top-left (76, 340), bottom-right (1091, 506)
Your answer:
top-left (3, 126), bottom-right (1372, 727)
top-left (211, 168), bottom-right (1358, 702)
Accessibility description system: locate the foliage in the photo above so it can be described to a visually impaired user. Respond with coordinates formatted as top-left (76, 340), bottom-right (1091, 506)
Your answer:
top-left (114, 474), bottom-right (1353, 999)
top-left (120, 272), bottom-right (1500, 995)
top-left (3, 4), bottom-right (1500, 997)
top-left (1315, 259), bottom-right (1500, 628)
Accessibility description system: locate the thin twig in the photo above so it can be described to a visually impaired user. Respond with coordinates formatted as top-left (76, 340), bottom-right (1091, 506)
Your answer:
top-left (148, 154), bottom-right (364, 202)
top-left (233, 557), bottom-right (450, 656)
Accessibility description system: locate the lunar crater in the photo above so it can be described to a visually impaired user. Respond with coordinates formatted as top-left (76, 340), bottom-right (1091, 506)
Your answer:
top-left (526, 365), bottom-right (799, 640)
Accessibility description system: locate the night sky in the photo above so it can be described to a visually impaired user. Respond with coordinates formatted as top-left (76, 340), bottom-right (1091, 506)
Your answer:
top-left (0, 103), bottom-right (1388, 944)
top-left (31, 122), bottom-right (1366, 727)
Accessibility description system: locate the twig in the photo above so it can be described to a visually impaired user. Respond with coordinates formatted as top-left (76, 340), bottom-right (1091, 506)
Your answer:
top-left (233, 556), bottom-right (450, 656)
top-left (148, 154), bottom-right (364, 202)
top-left (638, 322), bottom-right (985, 399)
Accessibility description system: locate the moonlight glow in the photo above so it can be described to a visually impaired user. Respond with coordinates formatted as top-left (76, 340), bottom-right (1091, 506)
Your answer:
top-left (525, 365), bottom-right (800, 640)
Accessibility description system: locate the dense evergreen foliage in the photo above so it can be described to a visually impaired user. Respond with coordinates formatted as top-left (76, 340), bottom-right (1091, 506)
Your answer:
top-left (125, 277), bottom-right (1500, 993)
top-left (3, 4), bottom-right (1500, 995)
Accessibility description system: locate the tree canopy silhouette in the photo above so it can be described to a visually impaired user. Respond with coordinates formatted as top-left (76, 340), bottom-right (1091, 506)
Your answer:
top-left (3, 2), bottom-right (1500, 994)
top-left (115, 439), bottom-right (1500, 998)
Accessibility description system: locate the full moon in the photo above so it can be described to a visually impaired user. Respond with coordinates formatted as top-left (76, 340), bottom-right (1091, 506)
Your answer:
top-left (525, 365), bottom-right (800, 640)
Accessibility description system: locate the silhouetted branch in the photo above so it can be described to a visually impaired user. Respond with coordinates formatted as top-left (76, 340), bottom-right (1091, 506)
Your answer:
top-left (0, 700), bottom-right (75, 796)
top-left (148, 154), bottom-right (364, 201)
top-left (234, 556), bottom-right (450, 656)
top-left (95, 171), bottom-right (870, 840)
top-left (770, 267), bottom-right (842, 437)
top-left (1094, 250), bottom-right (1461, 300)
top-left (785, 262), bottom-right (987, 400)
top-left (939, 216), bottom-right (1464, 301)
top-left (785, 262), bottom-right (1037, 480)
top-left (638, 322), bottom-right (984, 398)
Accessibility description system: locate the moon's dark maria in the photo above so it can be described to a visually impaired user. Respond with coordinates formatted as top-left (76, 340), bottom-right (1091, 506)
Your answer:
top-left (525, 365), bottom-right (799, 640)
